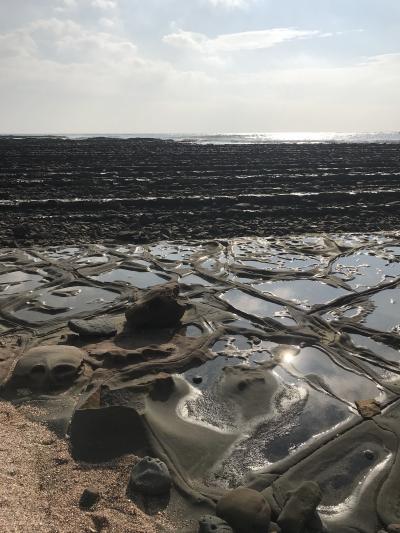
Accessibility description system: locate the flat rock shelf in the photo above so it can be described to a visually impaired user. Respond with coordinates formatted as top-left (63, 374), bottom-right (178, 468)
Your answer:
top-left (1, 232), bottom-right (400, 532)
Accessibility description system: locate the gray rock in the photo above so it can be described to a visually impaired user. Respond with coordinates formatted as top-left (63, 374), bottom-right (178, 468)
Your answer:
top-left (129, 456), bottom-right (171, 496)
top-left (125, 283), bottom-right (185, 329)
top-left (79, 487), bottom-right (100, 509)
top-left (277, 481), bottom-right (322, 533)
top-left (199, 515), bottom-right (233, 532)
top-left (68, 318), bottom-right (117, 338)
top-left (388, 526), bottom-right (400, 533)
top-left (216, 487), bottom-right (271, 533)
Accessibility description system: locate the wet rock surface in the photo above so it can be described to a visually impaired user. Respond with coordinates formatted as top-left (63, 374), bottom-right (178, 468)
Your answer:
top-left (1, 232), bottom-right (400, 531)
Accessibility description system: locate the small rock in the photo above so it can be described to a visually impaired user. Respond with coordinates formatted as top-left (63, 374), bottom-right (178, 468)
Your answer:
top-left (192, 376), bottom-right (203, 385)
top-left (79, 487), bottom-right (100, 509)
top-left (388, 525), bottom-right (400, 533)
top-left (216, 487), bottom-right (271, 533)
top-left (277, 481), bottom-right (322, 533)
top-left (68, 318), bottom-right (117, 338)
top-left (355, 399), bottom-right (381, 418)
top-left (129, 456), bottom-right (171, 496)
top-left (199, 515), bottom-right (233, 532)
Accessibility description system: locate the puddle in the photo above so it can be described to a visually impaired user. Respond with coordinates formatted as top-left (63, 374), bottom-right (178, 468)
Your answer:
top-left (221, 289), bottom-right (296, 326)
top-left (0, 270), bottom-right (49, 297)
top-left (362, 287), bottom-right (400, 333)
top-left (196, 366), bottom-right (357, 482)
top-left (180, 324), bottom-right (203, 337)
top-left (76, 256), bottom-right (109, 266)
top-left (43, 247), bottom-right (82, 260)
top-left (149, 243), bottom-right (195, 261)
top-left (239, 254), bottom-right (320, 272)
top-left (279, 346), bottom-right (384, 404)
top-left (331, 250), bottom-right (400, 290)
top-left (184, 355), bottom-right (242, 390)
top-left (350, 334), bottom-right (400, 363)
top-left (90, 268), bottom-right (169, 288)
top-left (255, 279), bottom-right (350, 309)
top-left (11, 285), bottom-right (120, 324)
top-left (179, 274), bottom-right (213, 286)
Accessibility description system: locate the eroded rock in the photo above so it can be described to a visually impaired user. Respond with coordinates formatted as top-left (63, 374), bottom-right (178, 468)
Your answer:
top-left (216, 487), bottom-right (271, 533)
top-left (10, 345), bottom-right (85, 390)
top-left (129, 456), bottom-right (172, 496)
top-left (125, 283), bottom-right (186, 329)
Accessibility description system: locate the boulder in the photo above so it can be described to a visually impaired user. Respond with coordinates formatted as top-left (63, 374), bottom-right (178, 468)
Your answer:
top-left (199, 515), bottom-right (233, 532)
top-left (216, 487), bottom-right (271, 533)
top-left (68, 318), bottom-right (117, 338)
top-left (277, 481), bottom-right (322, 533)
top-left (129, 456), bottom-right (171, 496)
top-left (125, 283), bottom-right (185, 329)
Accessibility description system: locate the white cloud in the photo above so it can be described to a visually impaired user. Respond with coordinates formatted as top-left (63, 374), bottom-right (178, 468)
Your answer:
top-left (163, 28), bottom-right (322, 54)
top-left (207, 0), bottom-right (250, 8)
top-left (90, 0), bottom-right (117, 10)
top-left (0, 16), bottom-right (214, 132)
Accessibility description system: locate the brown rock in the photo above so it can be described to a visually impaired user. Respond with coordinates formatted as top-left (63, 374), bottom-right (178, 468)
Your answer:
top-left (216, 487), bottom-right (271, 533)
top-left (355, 399), bottom-right (381, 418)
top-left (125, 283), bottom-right (186, 329)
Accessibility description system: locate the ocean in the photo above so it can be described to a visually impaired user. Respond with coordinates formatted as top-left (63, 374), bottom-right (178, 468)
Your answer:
top-left (4, 131), bottom-right (400, 144)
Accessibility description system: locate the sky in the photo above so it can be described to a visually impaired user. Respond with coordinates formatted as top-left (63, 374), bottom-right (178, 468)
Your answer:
top-left (0, 0), bottom-right (399, 133)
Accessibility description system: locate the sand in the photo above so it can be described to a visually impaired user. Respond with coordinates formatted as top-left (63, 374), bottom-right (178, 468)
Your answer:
top-left (0, 402), bottom-right (172, 533)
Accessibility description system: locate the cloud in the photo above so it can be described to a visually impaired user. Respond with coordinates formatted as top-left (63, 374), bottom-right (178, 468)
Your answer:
top-left (207, 0), bottom-right (251, 8)
top-left (163, 28), bottom-right (322, 54)
top-left (90, 0), bottom-right (117, 10)
top-left (0, 16), bottom-right (214, 132)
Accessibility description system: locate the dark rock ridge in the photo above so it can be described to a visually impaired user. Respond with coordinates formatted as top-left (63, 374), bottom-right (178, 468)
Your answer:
top-left (0, 137), bottom-right (399, 246)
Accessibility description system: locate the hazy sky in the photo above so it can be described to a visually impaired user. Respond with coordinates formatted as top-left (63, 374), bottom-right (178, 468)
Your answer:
top-left (0, 0), bottom-right (399, 133)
